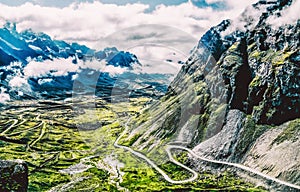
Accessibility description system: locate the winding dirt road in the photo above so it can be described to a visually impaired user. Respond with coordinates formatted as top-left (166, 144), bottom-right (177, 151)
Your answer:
top-left (114, 119), bottom-right (198, 184)
top-left (114, 118), bottom-right (300, 190)
top-left (166, 145), bottom-right (300, 190)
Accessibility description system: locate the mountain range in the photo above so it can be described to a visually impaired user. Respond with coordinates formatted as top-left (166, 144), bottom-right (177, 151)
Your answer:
top-left (0, 22), bottom-right (174, 102)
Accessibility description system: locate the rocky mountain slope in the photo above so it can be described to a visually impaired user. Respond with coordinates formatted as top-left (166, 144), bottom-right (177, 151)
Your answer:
top-left (121, 0), bottom-right (300, 187)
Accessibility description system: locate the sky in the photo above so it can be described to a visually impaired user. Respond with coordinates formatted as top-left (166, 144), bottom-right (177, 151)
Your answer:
top-left (0, 0), bottom-right (262, 80)
top-left (1, 0), bottom-right (298, 103)
top-left (0, 0), bottom-right (259, 49)
top-left (0, 0), bottom-right (225, 10)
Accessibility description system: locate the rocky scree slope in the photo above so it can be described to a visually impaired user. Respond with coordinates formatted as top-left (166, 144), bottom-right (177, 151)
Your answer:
top-left (121, 0), bottom-right (299, 186)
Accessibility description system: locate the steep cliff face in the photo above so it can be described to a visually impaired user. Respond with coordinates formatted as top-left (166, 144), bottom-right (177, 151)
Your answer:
top-left (123, 0), bottom-right (299, 185)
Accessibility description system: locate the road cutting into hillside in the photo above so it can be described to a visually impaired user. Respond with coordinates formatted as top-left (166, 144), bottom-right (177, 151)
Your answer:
top-left (114, 119), bottom-right (198, 184)
top-left (114, 118), bottom-right (300, 190)
top-left (166, 145), bottom-right (300, 190)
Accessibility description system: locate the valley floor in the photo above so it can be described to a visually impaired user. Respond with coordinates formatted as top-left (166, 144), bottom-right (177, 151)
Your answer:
top-left (0, 98), bottom-right (265, 191)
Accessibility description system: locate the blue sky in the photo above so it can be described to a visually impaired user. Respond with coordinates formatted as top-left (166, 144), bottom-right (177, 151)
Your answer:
top-left (0, 0), bottom-right (188, 7)
top-left (0, 0), bottom-right (225, 11)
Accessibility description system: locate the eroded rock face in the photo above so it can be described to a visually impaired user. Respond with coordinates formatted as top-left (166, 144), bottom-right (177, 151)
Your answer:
top-left (0, 160), bottom-right (28, 192)
top-left (243, 119), bottom-right (300, 186)
top-left (197, 0), bottom-right (300, 126)
top-left (193, 110), bottom-right (246, 160)
top-left (246, 21), bottom-right (300, 125)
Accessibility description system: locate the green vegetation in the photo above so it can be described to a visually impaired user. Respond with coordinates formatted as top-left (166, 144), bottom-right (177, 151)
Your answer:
top-left (249, 76), bottom-right (261, 88)
top-left (120, 132), bottom-right (142, 147)
top-left (0, 99), bottom-right (265, 191)
top-left (249, 48), bottom-right (296, 67)
top-left (234, 116), bottom-right (268, 160)
top-left (120, 165), bottom-right (265, 192)
top-left (122, 148), bottom-right (266, 192)
top-left (272, 119), bottom-right (300, 145)
top-left (158, 161), bottom-right (193, 181)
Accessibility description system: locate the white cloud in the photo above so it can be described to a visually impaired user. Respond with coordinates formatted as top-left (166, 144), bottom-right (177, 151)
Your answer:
top-left (129, 45), bottom-right (184, 75)
top-left (0, 87), bottom-right (10, 103)
top-left (224, 0), bottom-right (257, 11)
top-left (267, 0), bottom-right (300, 27)
top-left (9, 76), bottom-right (27, 87)
top-left (79, 59), bottom-right (128, 76)
top-left (101, 65), bottom-right (127, 76)
top-left (220, 1), bottom-right (266, 37)
top-left (24, 57), bottom-right (79, 77)
top-left (0, 1), bottom-right (257, 49)
top-left (21, 57), bottom-right (128, 80)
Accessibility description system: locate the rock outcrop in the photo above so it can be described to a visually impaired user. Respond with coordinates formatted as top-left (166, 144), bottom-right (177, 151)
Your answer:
top-left (0, 160), bottom-right (28, 192)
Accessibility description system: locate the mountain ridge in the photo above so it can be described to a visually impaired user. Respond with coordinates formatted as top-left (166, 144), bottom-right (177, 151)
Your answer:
top-left (0, 23), bottom-right (172, 102)
top-left (120, 0), bottom-right (300, 187)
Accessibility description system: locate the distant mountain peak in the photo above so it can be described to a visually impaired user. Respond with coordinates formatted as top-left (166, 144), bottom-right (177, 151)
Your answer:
top-left (0, 24), bottom-right (143, 101)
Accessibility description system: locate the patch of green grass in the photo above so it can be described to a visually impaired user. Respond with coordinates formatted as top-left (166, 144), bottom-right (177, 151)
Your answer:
top-left (234, 116), bottom-right (268, 160)
top-left (159, 161), bottom-right (193, 181)
top-left (272, 119), bottom-right (300, 145)
top-left (120, 132), bottom-right (142, 147)
top-left (29, 170), bottom-right (71, 191)
top-left (249, 48), bottom-right (296, 67)
top-left (65, 168), bottom-right (118, 192)
top-left (249, 76), bottom-right (261, 88)
top-left (120, 166), bottom-right (266, 192)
